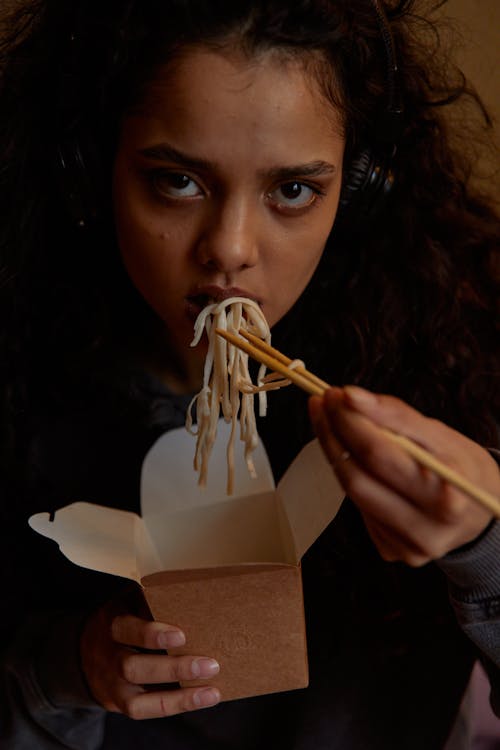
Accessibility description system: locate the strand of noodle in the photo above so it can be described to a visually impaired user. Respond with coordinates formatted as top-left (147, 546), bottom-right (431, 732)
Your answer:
top-left (225, 302), bottom-right (245, 493)
top-left (190, 302), bottom-right (217, 346)
top-left (227, 349), bottom-right (243, 495)
top-left (198, 327), bottom-right (220, 481)
top-left (242, 360), bottom-right (307, 392)
top-left (197, 348), bottom-right (221, 486)
top-left (185, 391), bottom-right (200, 435)
top-left (244, 304), bottom-right (270, 416)
top-left (243, 394), bottom-right (258, 477)
top-left (214, 309), bottom-right (231, 417)
top-left (239, 380), bottom-right (291, 393)
top-left (191, 315), bottom-right (218, 477)
top-left (236, 352), bottom-right (258, 477)
top-left (187, 296), bottom-right (285, 492)
top-left (186, 318), bottom-right (215, 438)
top-left (199, 378), bottom-right (220, 486)
top-left (226, 302), bottom-right (242, 377)
top-left (192, 306), bottom-right (226, 475)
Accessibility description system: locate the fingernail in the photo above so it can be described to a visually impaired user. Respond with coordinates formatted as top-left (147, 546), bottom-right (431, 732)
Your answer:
top-left (157, 630), bottom-right (186, 649)
top-left (344, 385), bottom-right (376, 407)
top-left (191, 658), bottom-right (220, 678)
top-left (193, 687), bottom-right (220, 708)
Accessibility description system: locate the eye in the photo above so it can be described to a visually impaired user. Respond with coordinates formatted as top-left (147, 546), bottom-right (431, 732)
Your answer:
top-left (151, 171), bottom-right (203, 199)
top-left (267, 181), bottom-right (320, 211)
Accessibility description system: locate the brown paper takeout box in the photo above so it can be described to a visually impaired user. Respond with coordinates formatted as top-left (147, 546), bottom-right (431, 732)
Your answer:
top-left (29, 421), bottom-right (344, 702)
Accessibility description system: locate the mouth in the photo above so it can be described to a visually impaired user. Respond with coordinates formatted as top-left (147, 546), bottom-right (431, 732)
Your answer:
top-left (185, 286), bottom-right (261, 320)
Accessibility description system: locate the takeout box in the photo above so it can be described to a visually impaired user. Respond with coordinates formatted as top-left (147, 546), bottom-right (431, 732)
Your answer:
top-left (29, 421), bottom-right (344, 702)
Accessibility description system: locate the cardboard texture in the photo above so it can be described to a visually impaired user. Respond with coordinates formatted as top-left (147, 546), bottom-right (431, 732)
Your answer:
top-left (29, 420), bottom-right (345, 701)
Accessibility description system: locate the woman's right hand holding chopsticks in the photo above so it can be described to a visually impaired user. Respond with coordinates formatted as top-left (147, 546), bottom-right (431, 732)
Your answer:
top-left (309, 386), bottom-right (499, 565)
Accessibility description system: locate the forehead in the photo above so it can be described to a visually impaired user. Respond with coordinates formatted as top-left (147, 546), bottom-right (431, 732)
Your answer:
top-left (121, 46), bottom-right (344, 166)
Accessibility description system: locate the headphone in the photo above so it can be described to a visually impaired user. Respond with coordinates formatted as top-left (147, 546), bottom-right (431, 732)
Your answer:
top-left (58, 0), bottom-right (403, 229)
top-left (337, 0), bottom-right (403, 222)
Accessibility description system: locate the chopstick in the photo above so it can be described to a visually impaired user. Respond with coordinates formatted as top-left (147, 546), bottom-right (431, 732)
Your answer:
top-left (216, 327), bottom-right (500, 518)
top-left (239, 329), bottom-right (331, 392)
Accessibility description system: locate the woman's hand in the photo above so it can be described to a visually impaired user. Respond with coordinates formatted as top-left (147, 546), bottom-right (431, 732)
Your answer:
top-left (80, 595), bottom-right (220, 719)
top-left (309, 385), bottom-right (499, 566)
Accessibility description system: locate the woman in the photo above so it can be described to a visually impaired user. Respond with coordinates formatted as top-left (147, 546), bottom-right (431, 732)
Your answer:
top-left (0, 1), bottom-right (498, 748)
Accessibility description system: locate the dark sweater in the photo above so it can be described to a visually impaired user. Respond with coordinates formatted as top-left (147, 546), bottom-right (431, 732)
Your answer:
top-left (1, 371), bottom-right (499, 749)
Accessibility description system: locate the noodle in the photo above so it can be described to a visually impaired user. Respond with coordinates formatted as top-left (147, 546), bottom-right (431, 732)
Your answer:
top-left (186, 297), bottom-right (289, 494)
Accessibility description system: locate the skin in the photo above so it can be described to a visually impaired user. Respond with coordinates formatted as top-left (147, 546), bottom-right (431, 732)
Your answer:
top-left (82, 46), bottom-right (345, 718)
top-left (80, 45), bottom-right (499, 721)
top-left (309, 387), bottom-right (497, 566)
top-left (113, 46), bottom-right (344, 392)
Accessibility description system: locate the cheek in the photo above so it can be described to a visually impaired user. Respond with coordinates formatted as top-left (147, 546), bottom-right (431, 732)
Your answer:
top-left (275, 215), bottom-right (333, 310)
top-left (113, 161), bottom-right (161, 262)
top-left (264, 240), bottom-right (327, 328)
top-left (114, 188), bottom-right (196, 290)
top-left (300, 201), bottom-right (337, 270)
top-left (286, 215), bottom-right (333, 280)
top-left (118, 222), bottom-right (163, 287)
top-left (113, 184), bottom-right (176, 291)
top-left (114, 214), bottom-right (175, 313)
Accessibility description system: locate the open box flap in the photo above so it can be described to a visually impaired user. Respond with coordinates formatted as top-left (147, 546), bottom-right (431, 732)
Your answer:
top-left (139, 420), bottom-right (283, 567)
top-left (276, 439), bottom-right (345, 562)
top-left (28, 502), bottom-right (161, 582)
top-left (28, 426), bottom-right (341, 576)
top-left (28, 421), bottom-right (284, 576)
top-left (141, 419), bottom-right (275, 514)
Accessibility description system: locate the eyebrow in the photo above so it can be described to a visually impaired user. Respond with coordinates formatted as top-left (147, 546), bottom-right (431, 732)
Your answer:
top-left (263, 161), bottom-right (337, 181)
top-left (138, 143), bottom-right (337, 179)
top-left (139, 144), bottom-right (212, 172)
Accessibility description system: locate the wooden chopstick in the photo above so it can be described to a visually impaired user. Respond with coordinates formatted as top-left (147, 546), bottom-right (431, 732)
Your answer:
top-left (217, 328), bottom-right (325, 396)
top-left (215, 327), bottom-right (500, 518)
top-left (239, 329), bottom-right (330, 392)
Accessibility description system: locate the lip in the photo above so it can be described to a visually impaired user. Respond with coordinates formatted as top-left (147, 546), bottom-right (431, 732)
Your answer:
top-left (186, 285), bottom-right (261, 305)
top-left (185, 286), bottom-right (262, 324)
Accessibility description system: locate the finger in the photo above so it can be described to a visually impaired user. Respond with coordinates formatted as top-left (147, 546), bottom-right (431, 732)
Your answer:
top-left (309, 393), bottom-right (348, 469)
top-left (329, 392), bottom-right (497, 529)
top-left (315, 392), bottom-right (452, 525)
top-left (119, 652), bottom-right (220, 686)
top-left (309, 390), bottom-right (342, 429)
top-left (111, 615), bottom-right (186, 650)
top-left (313, 390), bottom-right (496, 555)
top-left (322, 390), bottom-right (443, 510)
top-left (342, 450), bottom-right (484, 559)
top-left (361, 511), bottom-right (435, 567)
top-left (342, 386), bottom-right (450, 452)
top-left (312, 402), bottom-right (412, 518)
top-left (314, 402), bottom-right (433, 528)
top-left (123, 685), bottom-right (221, 720)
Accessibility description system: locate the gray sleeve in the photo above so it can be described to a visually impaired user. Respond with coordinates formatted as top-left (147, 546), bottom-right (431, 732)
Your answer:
top-left (437, 519), bottom-right (500, 717)
top-left (1, 611), bottom-right (106, 750)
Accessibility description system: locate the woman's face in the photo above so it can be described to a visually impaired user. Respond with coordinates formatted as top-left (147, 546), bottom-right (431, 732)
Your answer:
top-left (113, 46), bottom-right (345, 389)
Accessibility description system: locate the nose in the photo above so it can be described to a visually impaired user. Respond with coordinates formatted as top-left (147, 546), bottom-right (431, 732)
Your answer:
top-left (195, 196), bottom-right (259, 273)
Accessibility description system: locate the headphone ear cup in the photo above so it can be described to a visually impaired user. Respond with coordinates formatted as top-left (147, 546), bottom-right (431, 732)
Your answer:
top-left (339, 147), bottom-right (395, 221)
top-left (338, 148), bottom-right (374, 215)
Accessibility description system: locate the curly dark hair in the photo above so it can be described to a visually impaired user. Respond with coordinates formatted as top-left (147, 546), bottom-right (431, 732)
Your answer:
top-left (0, 0), bottom-right (498, 463)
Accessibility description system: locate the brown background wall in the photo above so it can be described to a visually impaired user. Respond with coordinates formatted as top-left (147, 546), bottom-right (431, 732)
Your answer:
top-left (445, 0), bottom-right (499, 131)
